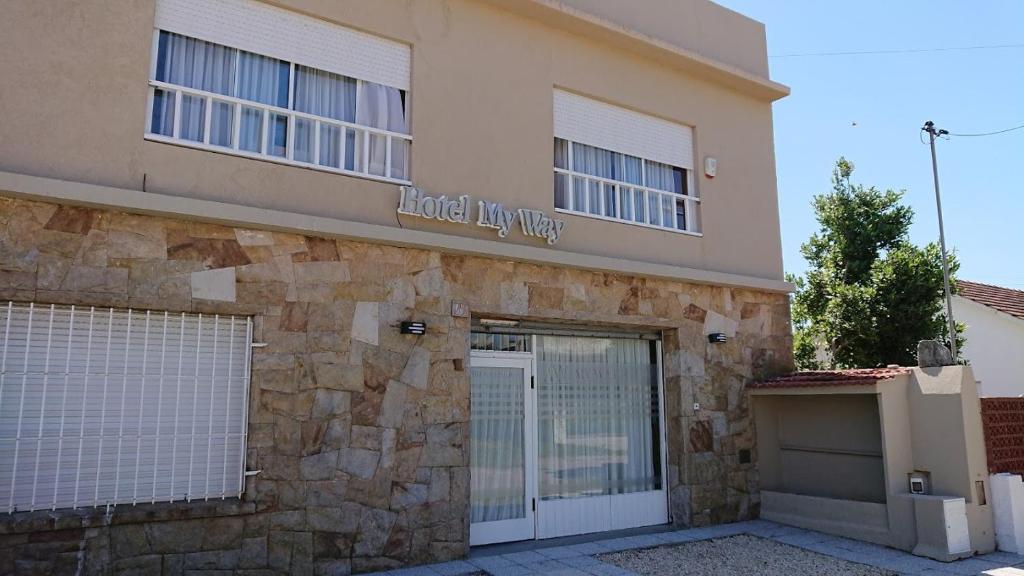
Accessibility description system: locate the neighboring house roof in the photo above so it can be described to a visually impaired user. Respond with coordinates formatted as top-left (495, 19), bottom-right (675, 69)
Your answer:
top-left (957, 280), bottom-right (1024, 320)
top-left (749, 367), bottom-right (909, 389)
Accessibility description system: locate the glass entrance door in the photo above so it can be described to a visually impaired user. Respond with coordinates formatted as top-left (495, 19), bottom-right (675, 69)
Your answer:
top-left (469, 356), bottom-right (536, 545)
top-left (534, 335), bottom-right (667, 538)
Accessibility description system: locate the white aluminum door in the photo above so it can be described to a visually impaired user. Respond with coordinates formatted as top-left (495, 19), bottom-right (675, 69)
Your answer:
top-left (468, 355), bottom-right (536, 546)
top-left (534, 336), bottom-right (668, 539)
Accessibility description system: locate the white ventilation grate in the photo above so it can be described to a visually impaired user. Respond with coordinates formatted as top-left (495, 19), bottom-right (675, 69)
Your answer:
top-left (0, 303), bottom-right (252, 513)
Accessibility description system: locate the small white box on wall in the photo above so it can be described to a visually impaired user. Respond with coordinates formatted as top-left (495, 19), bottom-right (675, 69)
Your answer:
top-left (704, 156), bottom-right (717, 179)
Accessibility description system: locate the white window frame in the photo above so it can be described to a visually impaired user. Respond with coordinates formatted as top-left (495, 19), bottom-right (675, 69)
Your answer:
top-left (143, 30), bottom-right (413, 186)
top-left (0, 303), bottom-right (253, 513)
top-left (554, 138), bottom-right (702, 236)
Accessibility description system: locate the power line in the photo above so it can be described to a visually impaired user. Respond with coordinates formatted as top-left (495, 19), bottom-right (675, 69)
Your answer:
top-left (771, 43), bottom-right (1024, 58)
top-left (947, 123), bottom-right (1024, 137)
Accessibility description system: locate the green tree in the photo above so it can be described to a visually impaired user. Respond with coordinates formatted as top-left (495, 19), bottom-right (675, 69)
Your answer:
top-left (791, 158), bottom-right (962, 369)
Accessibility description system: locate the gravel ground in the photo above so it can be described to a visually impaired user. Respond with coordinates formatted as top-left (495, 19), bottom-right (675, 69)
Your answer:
top-left (597, 534), bottom-right (898, 576)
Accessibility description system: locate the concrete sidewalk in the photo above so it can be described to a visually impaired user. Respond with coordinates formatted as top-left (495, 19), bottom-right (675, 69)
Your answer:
top-left (363, 520), bottom-right (1024, 576)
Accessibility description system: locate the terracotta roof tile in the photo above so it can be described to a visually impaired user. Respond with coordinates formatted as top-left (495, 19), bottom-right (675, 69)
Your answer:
top-left (957, 280), bottom-right (1024, 320)
top-left (749, 367), bottom-right (910, 389)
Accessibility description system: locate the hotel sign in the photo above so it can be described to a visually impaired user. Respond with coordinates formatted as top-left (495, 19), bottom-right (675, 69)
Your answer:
top-left (397, 186), bottom-right (565, 245)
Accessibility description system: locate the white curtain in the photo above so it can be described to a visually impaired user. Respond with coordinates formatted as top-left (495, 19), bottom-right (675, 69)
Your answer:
top-left (237, 52), bottom-right (289, 152)
top-left (155, 31), bottom-right (235, 96)
top-left (470, 366), bottom-right (525, 523)
top-left (571, 142), bottom-right (616, 215)
top-left (536, 335), bottom-right (658, 500)
top-left (645, 160), bottom-right (684, 194)
top-left (237, 52), bottom-right (289, 107)
top-left (153, 32), bottom-right (235, 142)
top-left (357, 81), bottom-right (409, 179)
top-left (293, 66), bottom-right (356, 168)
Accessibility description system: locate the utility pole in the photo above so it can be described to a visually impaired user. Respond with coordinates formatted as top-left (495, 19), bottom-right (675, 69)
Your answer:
top-left (922, 120), bottom-right (958, 360)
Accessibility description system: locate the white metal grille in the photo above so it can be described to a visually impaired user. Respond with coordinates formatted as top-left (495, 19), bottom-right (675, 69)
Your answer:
top-left (0, 303), bottom-right (252, 513)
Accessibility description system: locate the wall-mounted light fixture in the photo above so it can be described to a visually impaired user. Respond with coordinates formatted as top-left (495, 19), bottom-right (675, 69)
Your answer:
top-left (707, 333), bottom-right (727, 344)
top-left (400, 321), bottom-right (427, 335)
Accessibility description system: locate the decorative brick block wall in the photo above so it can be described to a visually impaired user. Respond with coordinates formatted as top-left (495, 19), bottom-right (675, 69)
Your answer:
top-left (0, 196), bottom-right (793, 574)
top-left (981, 398), bottom-right (1024, 475)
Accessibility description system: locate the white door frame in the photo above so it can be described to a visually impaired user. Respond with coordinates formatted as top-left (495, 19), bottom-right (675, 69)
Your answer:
top-left (468, 353), bottom-right (537, 546)
top-left (469, 336), bottom-right (669, 544)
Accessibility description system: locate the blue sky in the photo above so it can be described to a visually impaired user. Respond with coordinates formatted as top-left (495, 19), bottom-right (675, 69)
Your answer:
top-left (715, 0), bottom-right (1024, 288)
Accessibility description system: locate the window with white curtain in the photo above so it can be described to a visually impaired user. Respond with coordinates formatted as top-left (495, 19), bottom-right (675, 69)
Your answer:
top-left (0, 303), bottom-right (252, 513)
top-left (147, 30), bottom-right (411, 183)
top-left (552, 89), bottom-right (700, 234)
top-left (535, 335), bottom-right (661, 500)
top-left (554, 138), bottom-right (699, 234)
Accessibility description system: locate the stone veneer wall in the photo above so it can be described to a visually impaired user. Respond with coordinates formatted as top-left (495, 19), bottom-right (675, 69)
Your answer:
top-left (0, 196), bottom-right (792, 575)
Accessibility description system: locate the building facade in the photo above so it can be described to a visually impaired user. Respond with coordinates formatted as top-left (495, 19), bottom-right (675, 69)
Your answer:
top-left (953, 281), bottom-right (1024, 398)
top-left (0, 1), bottom-right (792, 573)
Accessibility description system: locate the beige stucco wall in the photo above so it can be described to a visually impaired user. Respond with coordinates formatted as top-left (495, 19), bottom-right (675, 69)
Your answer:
top-left (908, 366), bottom-right (995, 553)
top-left (751, 368), bottom-right (996, 555)
top-left (554, 0), bottom-right (771, 78)
top-left (0, 0), bottom-right (786, 282)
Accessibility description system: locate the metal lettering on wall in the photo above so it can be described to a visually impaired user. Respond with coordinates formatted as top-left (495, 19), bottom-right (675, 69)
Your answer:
top-left (398, 186), bottom-right (565, 245)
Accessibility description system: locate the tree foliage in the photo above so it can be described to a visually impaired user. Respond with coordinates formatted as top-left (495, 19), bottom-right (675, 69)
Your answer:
top-left (791, 158), bottom-right (961, 369)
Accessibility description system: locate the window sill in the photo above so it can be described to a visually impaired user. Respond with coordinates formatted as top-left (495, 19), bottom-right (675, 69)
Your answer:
top-left (553, 208), bottom-right (704, 237)
top-left (0, 498), bottom-right (255, 535)
top-left (144, 134), bottom-right (413, 187)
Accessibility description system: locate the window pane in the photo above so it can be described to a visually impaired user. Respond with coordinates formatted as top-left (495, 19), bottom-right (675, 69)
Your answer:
top-left (293, 66), bottom-right (356, 123)
top-left (293, 118), bottom-right (315, 163)
top-left (554, 172), bottom-right (569, 209)
top-left (155, 31), bottom-right (235, 96)
top-left (536, 336), bottom-right (661, 499)
top-left (237, 51), bottom-right (290, 107)
top-left (150, 89), bottom-right (175, 136)
top-left (239, 107), bottom-right (263, 153)
top-left (356, 81), bottom-right (408, 134)
top-left (179, 94), bottom-right (205, 142)
top-left (367, 133), bottom-right (386, 176)
top-left (661, 195), bottom-right (674, 229)
top-left (269, 113), bottom-right (288, 157)
top-left (344, 128), bottom-right (357, 171)
top-left (572, 142), bottom-right (616, 180)
top-left (588, 180), bottom-right (601, 215)
top-left (622, 155), bottom-right (643, 185)
top-left (648, 193), bottom-right (660, 226)
top-left (619, 186), bottom-right (632, 221)
top-left (603, 182), bottom-right (617, 217)
top-left (633, 189), bottom-right (646, 223)
top-left (554, 138), bottom-right (569, 169)
top-left (319, 124), bottom-right (341, 168)
top-left (675, 198), bottom-right (687, 231)
top-left (572, 176), bottom-right (586, 212)
top-left (209, 101), bottom-right (234, 147)
top-left (645, 160), bottom-right (686, 194)
top-left (391, 138), bottom-right (410, 180)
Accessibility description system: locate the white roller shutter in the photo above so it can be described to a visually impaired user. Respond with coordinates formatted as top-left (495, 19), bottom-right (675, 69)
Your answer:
top-left (554, 89), bottom-right (694, 169)
top-left (155, 0), bottom-right (411, 91)
top-left (0, 303), bottom-right (252, 512)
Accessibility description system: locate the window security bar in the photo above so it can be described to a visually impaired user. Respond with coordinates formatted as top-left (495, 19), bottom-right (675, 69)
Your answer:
top-left (146, 80), bottom-right (412, 185)
top-left (554, 167), bottom-right (701, 235)
top-left (0, 303), bottom-right (252, 513)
